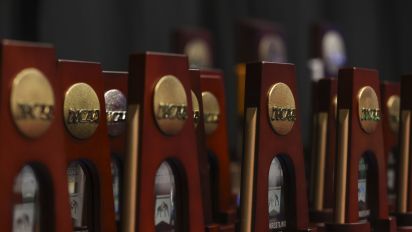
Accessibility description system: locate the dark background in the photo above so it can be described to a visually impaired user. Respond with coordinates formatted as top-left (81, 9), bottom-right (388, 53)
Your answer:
top-left (1, 0), bottom-right (411, 155)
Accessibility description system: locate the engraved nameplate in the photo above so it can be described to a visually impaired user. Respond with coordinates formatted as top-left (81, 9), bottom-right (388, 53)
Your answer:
top-left (270, 107), bottom-right (296, 122)
top-left (157, 104), bottom-right (188, 120)
top-left (67, 109), bottom-right (100, 124)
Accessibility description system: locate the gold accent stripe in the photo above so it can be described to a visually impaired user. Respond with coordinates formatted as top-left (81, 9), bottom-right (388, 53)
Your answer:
top-left (313, 112), bottom-right (328, 210)
top-left (309, 115), bottom-right (318, 206)
top-left (335, 109), bottom-right (349, 223)
top-left (398, 110), bottom-right (410, 213)
top-left (122, 104), bottom-right (140, 232)
top-left (240, 107), bottom-right (257, 232)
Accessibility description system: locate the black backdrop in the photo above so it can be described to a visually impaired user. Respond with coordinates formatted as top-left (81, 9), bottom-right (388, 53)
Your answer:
top-left (1, 0), bottom-right (411, 154)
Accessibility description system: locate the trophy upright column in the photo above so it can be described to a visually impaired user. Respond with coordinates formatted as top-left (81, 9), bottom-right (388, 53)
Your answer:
top-left (325, 68), bottom-right (396, 232)
top-left (0, 40), bottom-right (72, 232)
top-left (240, 62), bottom-right (313, 232)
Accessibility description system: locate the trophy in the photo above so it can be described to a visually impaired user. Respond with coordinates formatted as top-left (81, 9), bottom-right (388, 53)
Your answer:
top-left (325, 68), bottom-right (396, 232)
top-left (309, 78), bottom-right (338, 227)
top-left (199, 69), bottom-right (237, 225)
top-left (309, 23), bottom-right (347, 79)
top-left (393, 75), bottom-right (412, 229)
top-left (235, 18), bottom-right (287, 119)
top-left (0, 40), bottom-right (72, 231)
top-left (172, 27), bottom-right (213, 68)
top-left (123, 52), bottom-right (205, 231)
top-left (190, 69), bottom-right (220, 231)
top-left (234, 20), bottom-right (289, 205)
top-left (380, 82), bottom-right (400, 211)
top-left (57, 60), bottom-right (117, 232)
top-left (103, 71), bottom-right (128, 227)
top-left (240, 62), bottom-right (312, 232)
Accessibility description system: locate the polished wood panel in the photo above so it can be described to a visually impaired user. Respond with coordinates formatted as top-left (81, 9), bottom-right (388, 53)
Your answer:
top-left (393, 75), bottom-right (412, 229)
top-left (190, 69), bottom-right (220, 231)
top-left (325, 68), bottom-right (395, 232)
top-left (0, 40), bottom-right (72, 231)
top-left (380, 81), bottom-right (400, 212)
top-left (103, 71), bottom-right (128, 230)
top-left (240, 62), bottom-right (312, 231)
top-left (200, 69), bottom-right (237, 223)
top-left (127, 52), bottom-right (205, 231)
top-left (103, 71), bottom-right (128, 159)
top-left (310, 78), bottom-right (337, 226)
top-left (57, 60), bottom-right (117, 232)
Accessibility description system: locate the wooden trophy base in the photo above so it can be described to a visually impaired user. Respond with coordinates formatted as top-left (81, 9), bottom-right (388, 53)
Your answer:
top-left (325, 221), bottom-right (370, 232)
top-left (310, 209), bottom-right (333, 232)
top-left (219, 223), bottom-right (236, 232)
top-left (373, 217), bottom-right (397, 232)
top-left (217, 209), bottom-right (237, 223)
top-left (393, 212), bottom-right (412, 231)
top-left (299, 228), bottom-right (317, 232)
top-left (216, 209), bottom-right (237, 232)
top-left (325, 217), bottom-right (396, 232)
top-left (310, 209), bottom-right (334, 223)
top-left (399, 227), bottom-right (412, 232)
top-left (205, 224), bottom-right (220, 232)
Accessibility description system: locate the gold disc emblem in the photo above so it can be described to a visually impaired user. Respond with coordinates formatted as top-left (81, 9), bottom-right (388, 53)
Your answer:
top-left (258, 34), bottom-right (287, 62)
top-left (387, 95), bottom-right (400, 133)
top-left (11, 68), bottom-right (55, 138)
top-left (153, 75), bottom-right (188, 135)
top-left (357, 86), bottom-right (381, 134)
top-left (267, 82), bottom-right (296, 135)
top-left (64, 83), bottom-right (100, 139)
top-left (322, 31), bottom-right (346, 75)
top-left (202, 91), bottom-right (220, 135)
top-left (184, 39), bottom-right (211, 68)
top-left (104, 89), bottom-right (127, 137)
top-left (191, 91), bottom-right (200, 128)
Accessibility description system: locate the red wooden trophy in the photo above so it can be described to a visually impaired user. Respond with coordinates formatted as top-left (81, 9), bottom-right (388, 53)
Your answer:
top-left (236, 18), bottom-right (287, 64)
top-left (380, 82), bottom-right (400, 211)
top-left (103, 71), bottom-right (128, 228)
top-left (123, 52), bottom-right (205, 231)
top-left (393, 75), bottom-right (412, 230)
top-left (240, 62), bottom-right (312, 232)
top-left (172, 27), bottom-right (213, 68)
top-left (325, 68), bottom-right (396, 232)
top-left (309, 78), bottom-right (338, 228)
top-left (190, 69), bottom-right (220, 231)
top-left (236, 18), bottom-right (288, 119)
top-left (57, 60), bottom-right (117, 232)
top-left (0, 40), bottom-right (72, 232)
top-left (309, 23), bottom-right (346, 78)
top-left (200, 69), bottom-right (237, 230)
top-left (200, 70), bottom-right (236, 223)
top-left (235, 20), bottom-right (289, 203)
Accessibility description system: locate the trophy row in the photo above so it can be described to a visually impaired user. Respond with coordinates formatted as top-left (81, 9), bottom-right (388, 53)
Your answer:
top-left (0, 21), bottom-right (410, 232)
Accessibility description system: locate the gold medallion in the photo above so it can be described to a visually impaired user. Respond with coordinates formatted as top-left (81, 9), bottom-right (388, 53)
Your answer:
top-left (386, 95), bottom-right (400, 133)
top-left (258, 34), bottom-right (286, 62)
top-left (267, 82), bottom-right (296, 135)
top-left (11, 68), bottom-right (55, 138)
top-left (357, 86), bottom-right (380, 134)
top-left (322, 30), bottom-right (346, 75)
top-left (64, 83), bottom-right (100, 139)
top-left (191, 91), bottom-right (200, 128)
top-left (104, 89), bottom-right (127, 137)
top-left (202, 91), bottom-right (220, 135)
top-left (153, 75), bottom-right (188, 135)
top-left (184, 39), bottom-right (211, 68)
